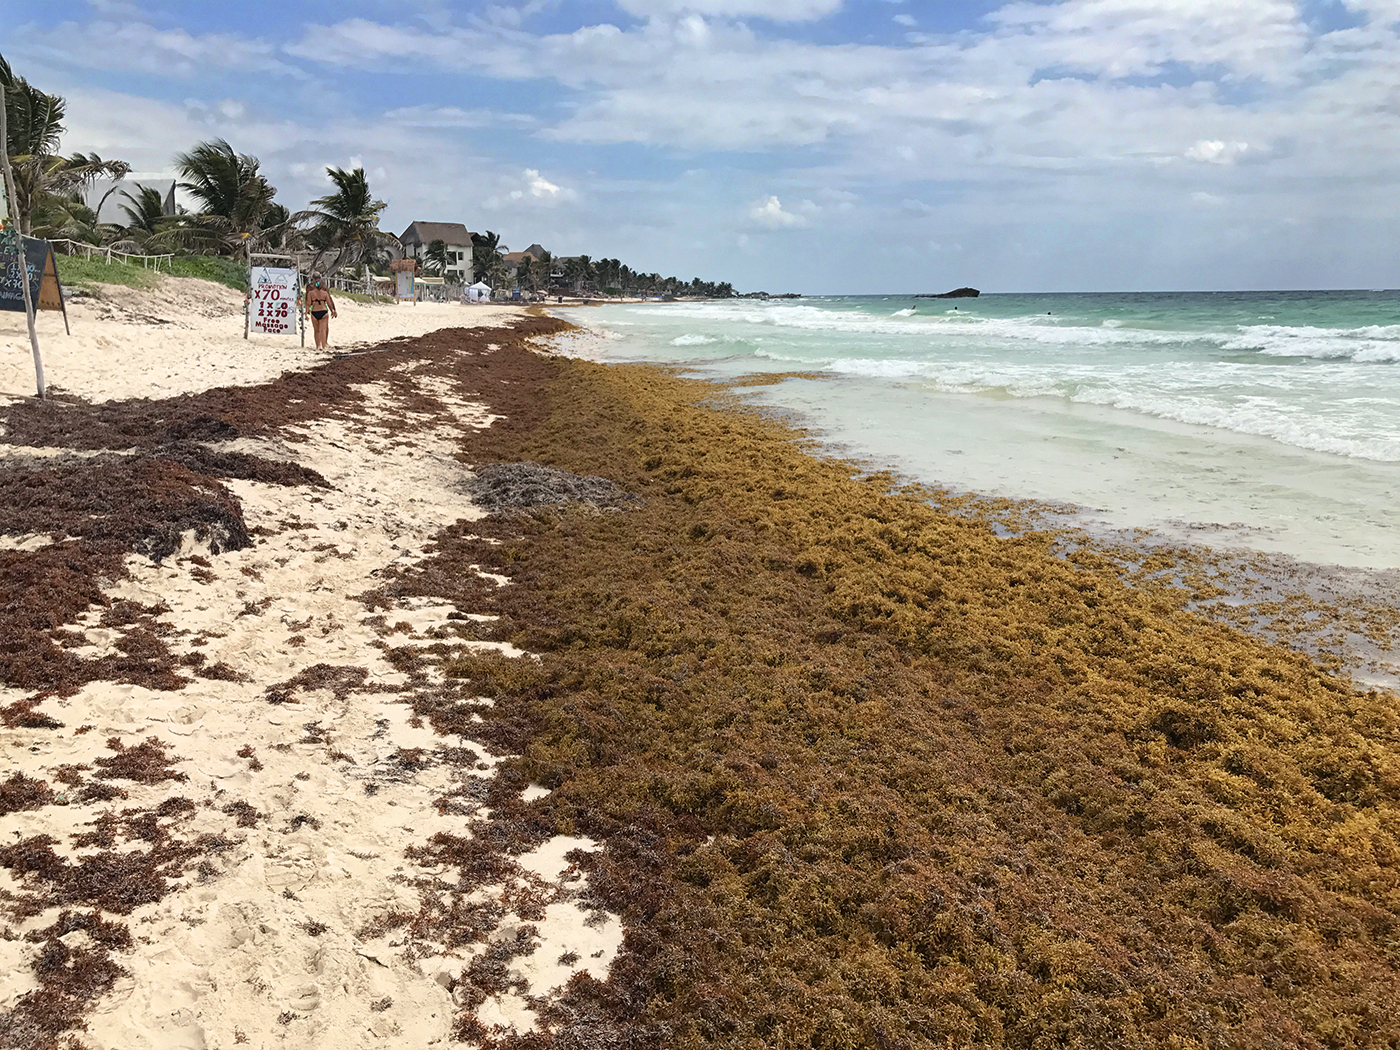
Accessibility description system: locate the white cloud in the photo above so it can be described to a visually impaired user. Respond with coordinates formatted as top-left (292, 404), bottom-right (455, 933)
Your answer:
top-left (11, 18), bottom-right (303, 79)
top-left (488, 168), bottom-right (577, 209)
top-left (1191, 191), bottom-right (1225, 205)
top-left (893, 14), bottom-right (917, 27)
top-left (750, 196), bottom-right (807, 227)
top-left (613, 0), bottom-right (844, 20)
top-left (1184, 139), bottom-right (1250, 164)
top-left (382, 106), bottom-right (536, 129)
top-left (525, 169), bottom-right (563, 197)
top-left (987, 0), bottom-right (1309, 82)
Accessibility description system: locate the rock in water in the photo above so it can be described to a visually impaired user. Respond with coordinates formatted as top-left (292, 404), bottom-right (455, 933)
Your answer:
top-left (917, 287), bottom-right (980, 299)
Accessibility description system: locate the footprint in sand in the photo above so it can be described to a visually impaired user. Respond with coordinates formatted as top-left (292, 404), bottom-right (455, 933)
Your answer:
top-left (285, 983), bottom-right (322, 1012)
top-left (263, 844), bottom-right (317, 892)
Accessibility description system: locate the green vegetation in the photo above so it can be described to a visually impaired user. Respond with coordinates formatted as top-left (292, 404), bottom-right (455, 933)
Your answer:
top-left (1, 53), bottom-right (129, 238)
top-left (507, 244), bottom-right (736, 298)
top-left (384, 349), bottom-right (1400, 1047)
top-left (55, 252), bottom-right (246, 292)
top-left (335, 289), bottom-right (385, 304)
top-left (55, 253), bottom-right (160, 291)
top-left (164, 254), bottom-right (246, 289)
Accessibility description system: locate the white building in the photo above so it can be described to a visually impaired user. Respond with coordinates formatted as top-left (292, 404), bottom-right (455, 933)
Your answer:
top-left (84, 175), bottom-right (179, 224)
top-left (399, 222), bottom-right (474, 283)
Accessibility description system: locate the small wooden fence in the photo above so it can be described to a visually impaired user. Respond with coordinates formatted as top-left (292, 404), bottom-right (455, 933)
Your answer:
top-left (49, 238), bottom-right (175, 270)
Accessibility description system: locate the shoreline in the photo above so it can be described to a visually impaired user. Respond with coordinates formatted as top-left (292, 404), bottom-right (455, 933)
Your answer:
top-left (552, 315), bottom-right (1400, 692)
top-left (1, 276), bottom-right (1398, 1045)
top-left (554, 306), bottom-right (1400, 572)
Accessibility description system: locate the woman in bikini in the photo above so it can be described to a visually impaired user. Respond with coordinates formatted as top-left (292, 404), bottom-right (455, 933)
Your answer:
top-left (307, 277), bottom-right (336, 350)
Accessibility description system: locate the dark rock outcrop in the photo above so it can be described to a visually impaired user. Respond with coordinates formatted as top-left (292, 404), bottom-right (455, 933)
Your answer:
top-left (917, 287), bottom-right (980, 298)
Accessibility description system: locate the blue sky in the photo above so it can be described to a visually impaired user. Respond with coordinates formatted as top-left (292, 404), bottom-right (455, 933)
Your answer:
top-left (6, 0), bottom-right (1400, 292)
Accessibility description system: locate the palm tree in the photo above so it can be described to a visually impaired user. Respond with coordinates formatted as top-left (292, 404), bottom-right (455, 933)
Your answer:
top-left (258, 202), bottom-right (302, 252)
top-left (172, 139), bottom-right (282, 258)
top-left (176, 139), bottom-right (269, 219)
top-left (2, 53), bottom-right (129, 235)
top-left (563, 254), bottom-right (594, 294)
top-left (424, 238), bottom-right (449, 276)
top-left (119, 185), bottom-right (168, 236)
top-left (305, 165), bottom-right (396, 277)
top-left (519, 249), bottom-right (550, 293)
top-left (471, 230), bottom-right (504, 286)
top-left (30, 192), bottom-right (115, 244)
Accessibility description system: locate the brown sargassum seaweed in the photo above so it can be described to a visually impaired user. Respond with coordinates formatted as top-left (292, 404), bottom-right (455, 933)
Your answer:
top-left (383, 345), bottom-right (1400, 1048)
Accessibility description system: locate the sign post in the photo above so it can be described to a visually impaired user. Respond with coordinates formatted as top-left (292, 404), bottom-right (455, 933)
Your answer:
top-left (0, 84), bottom-right (45, 398)
top-left (246, 256), bottom-right (301, 341)
top-left (390, 258), bottom-right (417, 305)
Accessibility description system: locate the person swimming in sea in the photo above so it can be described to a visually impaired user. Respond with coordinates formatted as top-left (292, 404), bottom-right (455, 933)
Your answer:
top-left (307, 277), bottom-right (337, 350)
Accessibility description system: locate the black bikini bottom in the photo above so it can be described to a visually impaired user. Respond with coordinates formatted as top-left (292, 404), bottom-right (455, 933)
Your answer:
top-left (311, 309), bottom-right (329, 320)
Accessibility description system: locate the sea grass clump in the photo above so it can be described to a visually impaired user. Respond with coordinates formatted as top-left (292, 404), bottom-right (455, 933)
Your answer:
top-left (465, 461), bottom-right (636, 513)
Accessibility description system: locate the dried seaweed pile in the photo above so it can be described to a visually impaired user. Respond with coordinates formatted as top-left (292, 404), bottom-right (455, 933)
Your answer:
top-left (375, 345), bottom-right (1400, 1048)
top-left (0, 318), bottom-right (578, 1050)
top-left (465, 461), bottom-right (636, 513)
top-left (0, 734), bottom-right (235, 1049)
top-left (0, 317), bottom-right (570, 453)
top-left (0, 316), bottom-right (573, 703)
top-left (0, 454), bottom-right (252, 560)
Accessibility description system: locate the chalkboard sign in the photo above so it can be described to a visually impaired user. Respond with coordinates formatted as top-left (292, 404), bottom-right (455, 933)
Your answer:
top-left (0, 232), bottom-right (49, 314)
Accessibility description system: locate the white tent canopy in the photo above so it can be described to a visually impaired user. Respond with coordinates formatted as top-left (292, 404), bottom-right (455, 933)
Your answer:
top-left (465, 281), bottom-right (492, 303)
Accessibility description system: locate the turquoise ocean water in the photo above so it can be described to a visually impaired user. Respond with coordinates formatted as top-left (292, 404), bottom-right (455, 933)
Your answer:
top-left (566, 292), bottom-right (1400, 570)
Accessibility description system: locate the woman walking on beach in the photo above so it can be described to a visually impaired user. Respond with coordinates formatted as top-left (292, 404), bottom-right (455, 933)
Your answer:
top-left (307, 277), bottom-right (336, 350)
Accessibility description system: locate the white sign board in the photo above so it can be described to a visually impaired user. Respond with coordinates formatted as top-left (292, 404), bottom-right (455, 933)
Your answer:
top-left (248, 266), bottom-right (299, 336)
top-left (395, 271), bottom-right (414, 300)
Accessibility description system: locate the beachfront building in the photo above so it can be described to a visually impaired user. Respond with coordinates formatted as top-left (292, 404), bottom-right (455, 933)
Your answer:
top-left (502, 243), bottom-right (548, 284)
top-left (399, 222), bottom-right (475, 283)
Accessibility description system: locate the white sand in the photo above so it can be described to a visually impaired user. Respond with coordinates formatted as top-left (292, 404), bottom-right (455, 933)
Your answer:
top-left (0, 275), bottom-right (519, 402)
top-left (0, 278), bottom-right (618, 1048)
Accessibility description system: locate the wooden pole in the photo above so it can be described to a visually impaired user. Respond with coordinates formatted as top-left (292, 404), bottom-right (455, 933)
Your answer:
top-left (0, 85), bottom-right (45, 399)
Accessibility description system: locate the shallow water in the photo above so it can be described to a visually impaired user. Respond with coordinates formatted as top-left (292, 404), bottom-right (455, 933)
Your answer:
top-left (566, 292), bottom-right (1400, 571)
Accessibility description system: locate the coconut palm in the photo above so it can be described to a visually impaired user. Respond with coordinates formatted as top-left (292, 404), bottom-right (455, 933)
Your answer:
top-left (2, 53), bottom-right (130, 235)
top-left (169, 138), bottom-right (288, 258)
top-left (471, 230), bottom-right (504, 286)
top-left (30, 192), bottom-right (116, 244)
top-left (119, 185), bottom-right (169, 236)
top-left (176, 139), bottom-right (270, 220)
top-left (424, 238), bottom-right (449, 277)
top-left (518, 250), bottom-right (547, 293)
top-left (304, 165), bottom-right (397, 277)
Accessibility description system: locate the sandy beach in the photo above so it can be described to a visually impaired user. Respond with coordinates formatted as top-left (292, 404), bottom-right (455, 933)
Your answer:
top-left (0, 277), bottom-right (618, 1048)
top-left (3, 271), bottom-right (1400, 1049)
top-left (0, 278), bottom-right (518, 402)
